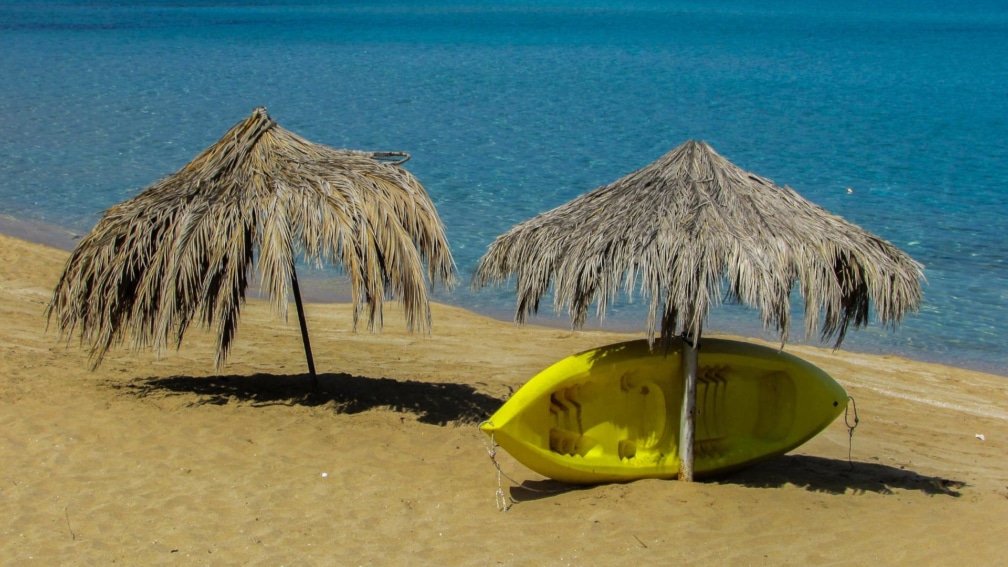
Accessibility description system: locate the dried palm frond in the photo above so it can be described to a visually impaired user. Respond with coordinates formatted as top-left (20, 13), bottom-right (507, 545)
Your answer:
top-left (474, 140), bottom-right (923, 348)
top-left (48, 107), bottom-right (455, 369)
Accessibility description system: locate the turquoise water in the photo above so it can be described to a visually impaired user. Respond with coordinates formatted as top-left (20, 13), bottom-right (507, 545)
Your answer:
top-left (1, 1), bottom-right (1006, 374)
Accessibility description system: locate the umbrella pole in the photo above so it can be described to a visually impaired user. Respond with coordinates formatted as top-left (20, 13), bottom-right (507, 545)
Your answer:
top-left (290, 266), bottom-right (318, 391)
top-left (678, 331), bottom-right (699, 482)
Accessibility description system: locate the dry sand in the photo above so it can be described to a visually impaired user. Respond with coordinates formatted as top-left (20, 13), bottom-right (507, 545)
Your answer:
top-left (1, 232), bottom-right (1006, 565)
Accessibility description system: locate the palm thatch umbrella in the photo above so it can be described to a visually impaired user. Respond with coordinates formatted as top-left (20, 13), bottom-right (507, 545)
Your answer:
top-left (474, 140), bottom-right (923, 481)
top-left (47, 107), bottom-right (455, 388)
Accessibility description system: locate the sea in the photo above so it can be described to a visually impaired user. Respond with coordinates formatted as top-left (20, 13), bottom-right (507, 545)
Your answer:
top-left (1, 0), bottom-right (1006, 375)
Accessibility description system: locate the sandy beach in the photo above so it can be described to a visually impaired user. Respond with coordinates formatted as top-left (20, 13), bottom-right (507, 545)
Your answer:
top-left (1, 231), bottom-right (1006, 565)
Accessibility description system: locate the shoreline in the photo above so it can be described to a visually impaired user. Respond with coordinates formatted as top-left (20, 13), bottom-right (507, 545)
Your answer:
top-left (0, 213), bottom-right (82, 253)
top-left (2, 213), bottom-right (1003, 378)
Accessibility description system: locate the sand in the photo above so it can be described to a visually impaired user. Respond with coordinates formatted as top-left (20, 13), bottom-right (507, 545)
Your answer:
top-left (1, 231), bottom-right (1006, 565)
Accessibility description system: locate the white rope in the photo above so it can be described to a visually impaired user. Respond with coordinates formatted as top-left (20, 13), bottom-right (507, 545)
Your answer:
top-left (845, 396), bottom-right (860, 469)
top-left (480, 422), bottom-right (516, 512)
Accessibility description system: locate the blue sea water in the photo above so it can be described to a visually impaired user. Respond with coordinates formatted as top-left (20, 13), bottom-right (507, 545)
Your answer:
top-left (1, 1), bottom-right (1006, 374)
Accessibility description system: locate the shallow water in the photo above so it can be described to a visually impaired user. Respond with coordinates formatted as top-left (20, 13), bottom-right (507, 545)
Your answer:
top-left (1, 1), bottom-right (1005, 374)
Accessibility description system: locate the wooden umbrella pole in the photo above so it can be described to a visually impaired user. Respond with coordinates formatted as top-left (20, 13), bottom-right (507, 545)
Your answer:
top-left (290, 265), bottom-right (318, 390)
top-left (678, 330), bottom-right (699, 482)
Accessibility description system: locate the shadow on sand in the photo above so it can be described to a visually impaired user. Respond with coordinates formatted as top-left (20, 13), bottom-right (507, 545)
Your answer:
top-left (716, 454), bottom-right (966, 497)
top-left (503, 454), bottom-right (966, 505)
top-left (119, 372), bottom-right (504, 426)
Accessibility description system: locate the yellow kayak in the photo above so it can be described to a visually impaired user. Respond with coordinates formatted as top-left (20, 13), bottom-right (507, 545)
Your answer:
top-left (481, 338), bottom-right (846, 483)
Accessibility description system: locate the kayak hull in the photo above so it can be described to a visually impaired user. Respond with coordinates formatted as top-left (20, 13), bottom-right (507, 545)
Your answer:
top-left (481, 338), bottom-right (846, 483)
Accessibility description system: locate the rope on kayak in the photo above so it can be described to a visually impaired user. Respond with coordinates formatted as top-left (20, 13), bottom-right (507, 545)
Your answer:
top-left (480, 421), bottom-right (578, 511)
top-left (480, 422), bottom-right (517, 511)
top-left (845, 396), bottom-right (860, 470)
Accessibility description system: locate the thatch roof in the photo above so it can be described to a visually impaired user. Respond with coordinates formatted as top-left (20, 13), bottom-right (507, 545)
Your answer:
top-left (474, 140), bottom-right (923, 347)
top-left (48, 107), bottom-right (455, 368)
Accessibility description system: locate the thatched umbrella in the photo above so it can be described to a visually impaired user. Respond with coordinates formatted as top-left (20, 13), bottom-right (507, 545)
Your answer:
top-left (48, 107), bottom-right (455, 387)
top-left (474, 140), bottom-right (923, 481)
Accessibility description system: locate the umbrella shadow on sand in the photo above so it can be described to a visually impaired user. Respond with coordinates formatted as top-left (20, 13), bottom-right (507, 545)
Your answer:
top-left (504, 455), bottom-right (965, 505)
top-left (119, 373), bottom-right (503, 426)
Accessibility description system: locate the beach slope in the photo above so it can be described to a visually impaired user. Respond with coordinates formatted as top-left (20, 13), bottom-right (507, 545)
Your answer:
top-left (1, 233), bottom-right (1005, 565)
